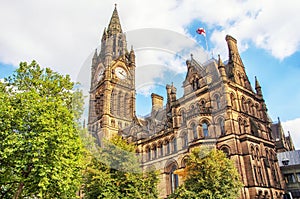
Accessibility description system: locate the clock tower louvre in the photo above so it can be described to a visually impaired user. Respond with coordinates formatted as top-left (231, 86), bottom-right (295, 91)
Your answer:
top-left (88, 4), bottom-right (136, 146)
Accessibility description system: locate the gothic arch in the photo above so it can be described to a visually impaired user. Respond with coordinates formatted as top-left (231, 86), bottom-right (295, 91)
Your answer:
top-left (180, 131), bottom-right (188, 149)
top-left (164, 159), bottom-right (179, 173)
top-left (230, 92), bottom-right (237, 109)
top-left (189, 121), bottom-right (198, 140)
top-left (216, 116), bottom-right (225, 136)
top-left (219, 144), bottom-right (231, 157)
top-left (164, 159), bottom-right (179, 195)
top-left (199, 118), bottom-right (211, 137)
top-left (241, 96), bottom-right (246, 111)
top-left (247, 99), bottom-right (253, 114)
top-left (179, 108), bottom-right (187, 125)
top-left (213, 93), bottom-right (221, 110)
top-left (180, 155), bottom-right (190, 168)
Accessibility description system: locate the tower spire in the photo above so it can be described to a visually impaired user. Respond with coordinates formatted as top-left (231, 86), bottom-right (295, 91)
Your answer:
top-left (107, 4), bottom-right (122, 36)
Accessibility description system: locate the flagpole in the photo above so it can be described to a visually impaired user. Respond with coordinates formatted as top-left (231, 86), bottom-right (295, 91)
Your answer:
top-left (196, 27), bottom-right (209, 61)
top-left (204, 35), bottom-right (209, 61)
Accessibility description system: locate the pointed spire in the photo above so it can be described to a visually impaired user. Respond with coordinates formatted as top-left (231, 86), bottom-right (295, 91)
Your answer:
top-left (255, 76), bottom-right (263, 97)
top-left (92, 48), bottom-right (98, 66)
top-left (107, 4), bottom-right (122, 36)
top-left (101, 27), bottom-right (107, 41)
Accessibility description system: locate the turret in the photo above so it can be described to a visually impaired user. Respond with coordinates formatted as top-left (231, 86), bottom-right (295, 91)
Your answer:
top-left (217, 54), bottom-right (227, 80)
top-left (255, 76), bottom-right (263, 97)
top-left (129, 46), bottom-right (136, 67)
top-left (225, 35), bottom-right (252, 90)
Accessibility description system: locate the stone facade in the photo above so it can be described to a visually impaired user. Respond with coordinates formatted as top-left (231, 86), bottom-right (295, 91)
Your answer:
top-left (88, 5), bottom-right (286, 199)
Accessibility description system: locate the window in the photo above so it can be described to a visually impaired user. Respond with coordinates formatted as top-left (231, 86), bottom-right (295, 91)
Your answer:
top-left (191, 123), bottom-right (198, 140)
top-left (251, 146), bottom-right (256, 160)
top-left (297, 173), bottom-right (300, 182)
top-left (230, 93), bottom-right (236, 109)
top-left (258, 167), bottom-right (264, 185)
top-left (241, 97), bottom-right (246, 111)
top-left (170, 165), bottom-right (179, 193)
top-left (181, 110), bottom-right (186, 125)
top-left (253, 166), bottom-right (259, 184)
top-left (284, 174), bottom-right (296, 183)
top-left (146, 147), bottom-right (151, 161)
top-left (221, 147), bottom-right (230, 158)
top-left (172, 138), bottom-right (177, 153)
top-left (215, 95), bottom-right (221, 110)
top-left (166, 141), bottom-right (170, 155)
top-left (153, 145), bottom-right (157, 159)
top-left (159, 143), bottom-right (163, 157)
top-left (182, 133), bottom-right (188, 148)
top-left (219, 118), bottom-right (225, 135)
top-left (202, 122), bottom-right (209, 137)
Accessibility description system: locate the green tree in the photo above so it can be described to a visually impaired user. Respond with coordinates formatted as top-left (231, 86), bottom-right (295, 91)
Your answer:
top-left (0, 61), bottom-right (85, 199)
top-left (168, 147), bottom-right (243, 199)
top-left (83, 135), bottom-right (159, 199)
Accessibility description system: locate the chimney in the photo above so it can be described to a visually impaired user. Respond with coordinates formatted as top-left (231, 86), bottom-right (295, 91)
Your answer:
top-left (151, 93), bottom-right (163, 111)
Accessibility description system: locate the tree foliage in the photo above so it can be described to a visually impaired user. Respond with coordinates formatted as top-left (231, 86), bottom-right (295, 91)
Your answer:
top-left (168, 147), bottom-right (243, 199)
top-left (0, 61), bottom-right (85, 198)
top-left (83, 135), bottom-right (159, 199)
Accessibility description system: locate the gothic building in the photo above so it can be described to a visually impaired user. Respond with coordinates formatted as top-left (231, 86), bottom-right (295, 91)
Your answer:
top-left (88, 5), bottom-right (286, 199)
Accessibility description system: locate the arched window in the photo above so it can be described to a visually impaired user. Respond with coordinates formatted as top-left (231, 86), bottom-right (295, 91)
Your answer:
top-left (153, 145), bottom-right (157, 159)
top-left (243, 120), bottom-right (247, 133)
top-left (182, 132), bottom-right (188, 148)
top-left (241, 97), bottom-right (246, 111)
top-left (219, 118), bottom-right (225, 135)
top-left (251, 146), bottom-right (255, 160)
top-left (158, 142), bottom-right (163, 157)
top-left (146, 147), bottom-right (151, 161)
top-left (230, 93), bottom-right (236, 109)
top-left (200, 100), bottom-right (206, 112)
top-left (215, 95), bottom-right (221, 110)
top-left (172, 138), bottom-right (177, 153)
top-left (191, 123), bottom-right (198, 140)
top-left (256, 147), bottom-right (260, 161)
top-left (170, 165), bottom-right (179, 193)
top-left (238, 118), bottom-right (243, 134)
top-left (110, 92), bottom-right (115, 114)
top-left (202, 122), bottom-right (209, 137)
top-left (181, 110), bottom-right (186, 125)
top-left (248, 100), bottom-right (252, 114)
top-left (117, 91), bottom-right (122, 116)
top-left (166, 140), bottom-right (170, 155)
top-left (220, 146), bottom-right (230, 158)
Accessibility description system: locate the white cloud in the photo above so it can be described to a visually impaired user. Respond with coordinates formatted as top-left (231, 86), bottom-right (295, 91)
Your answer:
top-left (1, 0), bottom-right (300, 81)
top-left (282, 118), bottom-right (300, 150)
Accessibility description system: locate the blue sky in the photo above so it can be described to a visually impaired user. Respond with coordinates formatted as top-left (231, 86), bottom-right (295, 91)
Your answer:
top-left (1, 0), bottom-right (300, 148)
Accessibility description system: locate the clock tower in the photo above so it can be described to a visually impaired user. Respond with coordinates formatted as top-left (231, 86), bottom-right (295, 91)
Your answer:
top-left (88, 5), bottom-right (136, 146)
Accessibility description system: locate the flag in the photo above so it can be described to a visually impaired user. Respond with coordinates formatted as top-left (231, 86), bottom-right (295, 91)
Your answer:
top-left (196, 28), bottom-right (206, 36)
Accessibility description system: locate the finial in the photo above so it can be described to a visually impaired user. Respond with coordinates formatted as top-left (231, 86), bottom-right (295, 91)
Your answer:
top-left (115, 3), bottom-right (117, 8)
top-left (190, 53), bottom-right (193, 59)
top-left (278, 117), bottom-right (281, 123)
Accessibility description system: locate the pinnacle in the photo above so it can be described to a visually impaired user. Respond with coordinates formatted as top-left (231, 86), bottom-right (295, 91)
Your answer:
top-left (107, 4), bottom-right (122, 36)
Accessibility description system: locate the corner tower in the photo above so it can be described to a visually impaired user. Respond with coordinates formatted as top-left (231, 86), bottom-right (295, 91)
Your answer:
top-left (88, 5), bottom-right (136, 146)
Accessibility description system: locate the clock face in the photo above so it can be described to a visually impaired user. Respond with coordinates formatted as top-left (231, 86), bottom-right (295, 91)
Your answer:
top-left (115, 67), bottom-right (127, 80)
